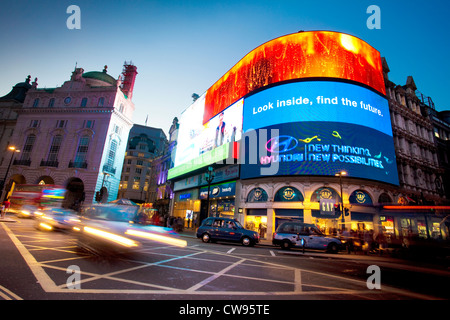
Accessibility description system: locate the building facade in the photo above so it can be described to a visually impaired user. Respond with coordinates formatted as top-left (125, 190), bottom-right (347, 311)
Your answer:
top-left (118, 124), bottom-right (167, 203)
top-left (0, 75), bottom-right (31, 196)
top-left (167, 31), bottom-right (450, 245)
top-left (1, 63), bottom-right (137, 209)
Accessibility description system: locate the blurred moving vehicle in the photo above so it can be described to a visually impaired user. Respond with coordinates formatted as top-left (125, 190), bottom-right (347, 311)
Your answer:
top-left (10, 184), bottom-right (66, 217)
top-left (74, 204), bottom-right (186, 256)
top-left (273, 221), bottom-right (342, 253)
top-left (196, 217), bottom-right (259, 246)
top-left (34, 207), bottom-right (80, 231)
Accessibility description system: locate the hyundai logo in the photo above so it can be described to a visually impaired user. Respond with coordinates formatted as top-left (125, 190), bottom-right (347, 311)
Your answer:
top-left (266, 136), bottom-right (298, 153)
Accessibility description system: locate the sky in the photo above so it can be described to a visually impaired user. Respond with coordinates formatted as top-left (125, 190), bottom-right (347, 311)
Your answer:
top-left (1, 0), bottom-right (449, 136)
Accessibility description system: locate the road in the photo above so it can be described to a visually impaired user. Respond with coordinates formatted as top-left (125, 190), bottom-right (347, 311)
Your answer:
top-left (1, 216), bottom-right (449, 303)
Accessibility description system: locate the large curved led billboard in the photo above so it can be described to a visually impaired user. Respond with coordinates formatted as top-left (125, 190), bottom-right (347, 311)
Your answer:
top-left (203, 31), bottom-right (385, 124)
top-left (169, 31), bottom-right (398, 185)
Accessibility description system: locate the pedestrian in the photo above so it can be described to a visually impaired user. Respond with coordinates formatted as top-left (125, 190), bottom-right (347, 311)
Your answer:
top-left (363, 230), bottom-right (373, 255)
top-left (375, 231), bottom-right (386, 256)
top-left (3, 199), bottom-right (10, 213)
top-left (341, 227), bottom-right (351, 254)
top-left (0, 204), bottom-right (4, 219)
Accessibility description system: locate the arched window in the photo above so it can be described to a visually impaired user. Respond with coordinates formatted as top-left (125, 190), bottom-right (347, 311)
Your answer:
top-left (310, 187), bottom-right (341, 203)
top-left (81, 97), bottom-right (88, 107)
top-left (274, 186), bottom-right (304, 202)
top-left (349, 190), bottom-right (373, 205)
top-left (48, 98), bottom-right (55, 107)
top-left (378, 193), bottom-right (392, 204)
top-left (247, 188), bottom-right (268, 202)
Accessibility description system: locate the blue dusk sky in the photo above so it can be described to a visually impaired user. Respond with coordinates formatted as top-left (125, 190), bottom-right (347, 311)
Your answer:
top-left (1, 0), bottom-right (449, 135)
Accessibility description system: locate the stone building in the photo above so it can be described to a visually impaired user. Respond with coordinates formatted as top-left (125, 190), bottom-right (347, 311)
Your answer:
top-left (383, 59), bottom-right (445, 204)
top-left (1, 63), bottom-right (137, 209)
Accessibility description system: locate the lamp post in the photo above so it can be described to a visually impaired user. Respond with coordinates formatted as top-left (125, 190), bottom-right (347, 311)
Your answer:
top-left (0, 146), bottom-right (20, 202)
top-left (205, 166), bottom-right (215, 218)
top-left (335, 171), bottom-right (347, 228)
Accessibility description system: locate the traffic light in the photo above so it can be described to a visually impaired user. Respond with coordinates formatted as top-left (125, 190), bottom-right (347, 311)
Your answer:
top-left (334, 203), bottom-right (341, 214)
top-left (344, 208), bottom-right (350, 216)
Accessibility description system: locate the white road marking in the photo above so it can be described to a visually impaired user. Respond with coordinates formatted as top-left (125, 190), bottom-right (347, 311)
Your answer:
top-left (270, 250), bottom-right (276, 256)
top-left (1, 222), bottom-right (441, 299)
top-left (0, 285), bottom-right (23, 300)
top-left (227, 248), bottom-right (235, 254)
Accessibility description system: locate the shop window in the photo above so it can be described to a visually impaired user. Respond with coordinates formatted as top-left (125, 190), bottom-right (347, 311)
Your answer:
top-left (247, 188), bottom-right (268, 202)
top-left (274, 186), bottom-right (303, 202)
top-left (378, 193), bottom-right (392, 204)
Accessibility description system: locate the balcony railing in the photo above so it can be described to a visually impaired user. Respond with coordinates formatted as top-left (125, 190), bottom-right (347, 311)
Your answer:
top-left (68, 160), bottom-right (88, 169)
top-left (13, 159), bottom-right (31, 166)
top-left (40, 159), bottom-right (59, 167)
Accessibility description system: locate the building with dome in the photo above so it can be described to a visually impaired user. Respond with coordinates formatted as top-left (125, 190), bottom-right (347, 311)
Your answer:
top-left (0, 62), bottom-right (137, 209)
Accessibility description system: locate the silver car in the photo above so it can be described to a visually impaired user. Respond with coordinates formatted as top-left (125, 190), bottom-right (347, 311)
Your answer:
top-left (34, 207), bottom-right (81, 231)
top-left (74, 204), bottom-right (186, 256)
top-left (273, 221), bottom-right (342, 253)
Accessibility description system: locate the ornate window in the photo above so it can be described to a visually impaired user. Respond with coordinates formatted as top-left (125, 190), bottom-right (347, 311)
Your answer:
top-left (274, 187), bottom-right (304, 202)
top-left (247, 188), bottom-right (268, 202)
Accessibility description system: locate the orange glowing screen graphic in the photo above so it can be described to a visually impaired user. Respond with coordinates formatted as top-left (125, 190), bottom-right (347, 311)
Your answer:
top-left (203, 31), bottom-right (385, 124)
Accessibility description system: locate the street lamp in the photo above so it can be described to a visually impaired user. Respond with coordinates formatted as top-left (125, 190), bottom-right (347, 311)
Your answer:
top-left (335, 171), bottom-right (347, 228)
top-left (205, 166), bottom-right (215, 218)
top-left (0, 146), bottom-right (20, 202)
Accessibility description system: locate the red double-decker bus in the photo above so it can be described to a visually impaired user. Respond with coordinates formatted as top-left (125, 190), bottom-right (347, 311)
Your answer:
top-left (9, 184), bottom-right (66, 214)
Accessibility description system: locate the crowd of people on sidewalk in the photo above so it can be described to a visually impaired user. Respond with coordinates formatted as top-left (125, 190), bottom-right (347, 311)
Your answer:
top-left (339, 227), bottom-right (387, 255)
top-left (166, 216), bottom-right (197, 232)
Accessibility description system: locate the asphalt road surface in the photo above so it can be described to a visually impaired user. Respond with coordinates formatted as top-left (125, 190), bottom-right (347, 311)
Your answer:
top-left (1, 217), bottom-right (449, 303)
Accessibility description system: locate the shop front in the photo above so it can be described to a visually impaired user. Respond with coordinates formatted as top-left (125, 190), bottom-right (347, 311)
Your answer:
top-left (172, 188), bottom-right (200, 229)
top-left (378, 207), bottom-right (450, 247)
top-left (348, 189), bottom-right (375, 232)
top-left (310, 187), bottom-right (343, 235)
top-left (199, 181), bottom-right (236, 218)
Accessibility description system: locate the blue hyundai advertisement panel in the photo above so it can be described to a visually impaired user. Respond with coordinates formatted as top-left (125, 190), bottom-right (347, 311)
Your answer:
top-left (241, 81), bottom-right (399, 186)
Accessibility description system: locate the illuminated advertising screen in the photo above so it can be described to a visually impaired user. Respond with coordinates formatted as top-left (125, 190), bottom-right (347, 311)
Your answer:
top-left (174, 97), bottom-right (243, 168)
top-left (203, 31), bottom-right (385, 124)
top-left (240, 80), bottom-right (399, 186)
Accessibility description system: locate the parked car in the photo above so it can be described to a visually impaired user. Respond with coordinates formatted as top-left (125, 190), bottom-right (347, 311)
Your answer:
top-left (273, 221), bottom-right (342, 253)
top-left (197, 217), bottom-right (259, 246)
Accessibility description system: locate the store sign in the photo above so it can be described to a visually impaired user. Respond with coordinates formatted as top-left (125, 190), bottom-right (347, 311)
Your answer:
top-left (179, 193), bottom-right (191, 200)
top-left (199, 181), bottom-right (236, 200)
top-left (320, 199), bottom-right (336, 216)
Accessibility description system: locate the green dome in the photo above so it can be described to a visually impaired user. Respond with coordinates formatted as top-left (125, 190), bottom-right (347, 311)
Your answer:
top-left (82, 71), bottom-right (116, 86)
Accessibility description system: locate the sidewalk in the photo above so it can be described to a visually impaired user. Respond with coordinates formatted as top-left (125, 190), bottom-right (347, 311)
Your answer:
top-left (177, 228), bottom-right (450, 274)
